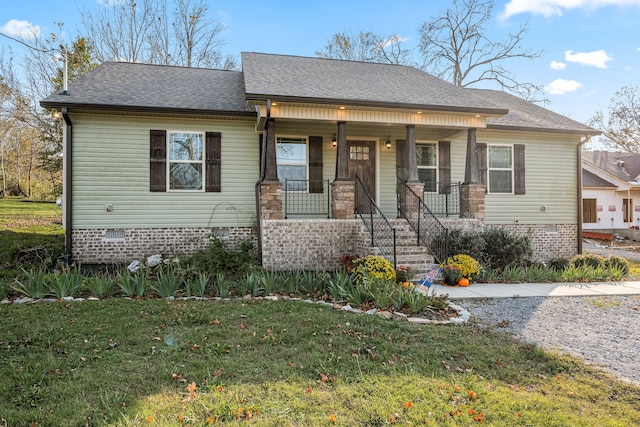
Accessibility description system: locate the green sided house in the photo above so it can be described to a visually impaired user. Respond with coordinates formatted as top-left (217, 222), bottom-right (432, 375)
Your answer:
top-left (40, 52), bottom-right (599, 271)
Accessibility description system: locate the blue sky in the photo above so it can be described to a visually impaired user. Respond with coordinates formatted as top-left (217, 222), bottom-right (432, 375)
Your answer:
top-left (2, 0), bottom-right (640, 127)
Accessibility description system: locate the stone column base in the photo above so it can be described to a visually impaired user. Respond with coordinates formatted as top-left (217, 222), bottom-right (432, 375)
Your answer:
top-left (460, 183), bottom-right (486, 220)
top-left (331, 180), bottom-right (355, 219)
top-left (259, 180), bottom-right (283, 220)
top-left (402, 182), bottom-right (424, 220)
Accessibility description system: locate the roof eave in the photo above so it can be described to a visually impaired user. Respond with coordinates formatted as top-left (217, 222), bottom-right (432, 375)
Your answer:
top-left (487, 123), bottom-right (601, 137)
top-left (39, 101), bottom-right (256, 118)
top-left (245, 94), bottom-right (508, 116)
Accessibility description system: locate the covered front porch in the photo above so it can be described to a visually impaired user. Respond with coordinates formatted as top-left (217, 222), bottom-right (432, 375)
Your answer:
top-left (254, 105), bottom-right (493, 270)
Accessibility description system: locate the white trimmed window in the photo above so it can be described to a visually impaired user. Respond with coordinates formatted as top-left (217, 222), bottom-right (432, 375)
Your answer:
top-left (416, 143), bottom-right (438, 193)
top-left (168, 131), bottom-right (204, 191)
top-left (488, 145), bottom-right (513, 194)
top-left (277, 137), bottom-right (307, 191)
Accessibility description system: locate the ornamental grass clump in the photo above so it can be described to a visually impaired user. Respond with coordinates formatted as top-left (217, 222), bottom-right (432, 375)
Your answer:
top-left (352, 255), bottom-right (396, 284)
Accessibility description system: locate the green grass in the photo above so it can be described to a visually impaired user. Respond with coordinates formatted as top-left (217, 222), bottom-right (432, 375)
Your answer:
top-left (0, 299), bottom-right (638, 426)
top-left (0, 198), bottom-right (64, 290)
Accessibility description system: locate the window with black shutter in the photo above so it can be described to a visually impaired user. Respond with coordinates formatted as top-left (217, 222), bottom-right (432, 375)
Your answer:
top-left (149, 129), bottom-right (221, 192)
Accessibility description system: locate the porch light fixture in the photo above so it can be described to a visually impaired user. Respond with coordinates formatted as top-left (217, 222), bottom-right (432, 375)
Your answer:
top-left (331, 133), bottom-right (337, 147)
top-left (384, 135), bottom-right (391, 149)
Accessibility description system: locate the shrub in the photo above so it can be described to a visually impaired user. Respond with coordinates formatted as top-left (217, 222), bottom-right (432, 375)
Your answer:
top-left (352, 256), bottom-right (396, 283)
top-left (85, 276), bottom-right (115, 298)
top-left (185, 236), bottom-right (259, 280)
top-left (481, 227), bottom-right (532, 270)
top-left (604, 255), bottom-right (630, 275)
top-left (444, 229), bottom-right (486, 262)
top-left (570, 253), bottom-right (604, 269)
top-left (548, 257), bottom-right (570, 272)
top-left (48, 269), bottom-right (83, 298)
top-left (443, 254), bottom-right (480, 279)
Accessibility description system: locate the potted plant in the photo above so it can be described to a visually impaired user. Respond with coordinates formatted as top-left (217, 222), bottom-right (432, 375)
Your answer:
top-left (441, 264), bottom-right (462, 286)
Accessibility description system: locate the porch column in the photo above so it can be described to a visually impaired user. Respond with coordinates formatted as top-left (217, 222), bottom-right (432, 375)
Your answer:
top-left (332, 121), bottom-right (354, 218)
top-left (334, 121), bottom-right (349, 180)
top-left (464, 128), bottom-right (480, 184)
top-left (461, 128), bottom-right (485, 219)
top-left (263, 118), bottom-right (278, 181)
top-left (259, 118), bottom-right (282, 219)
top-left (405, 125), bottom-right (419, 183)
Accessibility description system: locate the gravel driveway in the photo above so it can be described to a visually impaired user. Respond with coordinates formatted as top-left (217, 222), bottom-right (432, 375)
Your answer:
top-left (459, 295), bottom-right (640, 386)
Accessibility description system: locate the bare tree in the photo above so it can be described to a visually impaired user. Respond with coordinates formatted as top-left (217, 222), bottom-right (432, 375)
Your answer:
top-left (81, 0), bottom-right (161, 63)
top-left (418, 0), bottom-right (544, 100)
top-left (172, 0), bottom-right (236, 69)
top-left (316, 31), bottom-right (413, 65)
top-left (589, 84), bottom-right (640, 153)
top-left (81, 0), bottom-right (237, 69)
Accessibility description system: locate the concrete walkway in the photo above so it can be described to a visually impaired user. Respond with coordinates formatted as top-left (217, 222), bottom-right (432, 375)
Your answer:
top-left (434, 281), bottom-right (640, 299)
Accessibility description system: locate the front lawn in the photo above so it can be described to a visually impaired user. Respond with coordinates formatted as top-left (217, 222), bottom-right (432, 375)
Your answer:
top-left (0, 299), bottom-right (638, 426)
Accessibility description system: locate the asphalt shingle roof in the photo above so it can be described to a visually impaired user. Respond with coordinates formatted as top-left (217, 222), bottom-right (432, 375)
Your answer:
top-left (584, 150), bottom-right (640, 182)
top-left (40, 62), bottom-right (251, 114)
top-left (241, 52), bottom-right (507, 114)
top-left (474, 89), bottom-right (599, 135)
top-left (40, 53), bottom-right (599, 136)
top-left (582, 169), bottom-right (617, 188)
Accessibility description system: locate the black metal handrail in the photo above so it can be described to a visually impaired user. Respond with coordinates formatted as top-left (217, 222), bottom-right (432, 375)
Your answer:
top-left (354, 175), bottom-right (396, 269)
top-left (422, 182), bottom-right (461, 217)
top-left (284, 179), bottom-right (331, 218)
top-left (398, 180), bottom-right (449, 264)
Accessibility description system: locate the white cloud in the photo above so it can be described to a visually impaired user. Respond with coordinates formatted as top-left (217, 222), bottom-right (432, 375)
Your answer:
top-left (545, 78), bottom-right (582, 94)
top-left (550, 61), bottom-right (567, 70)
top-left (0, 19), bottom-right (41, 38)
top-left (564, 50), bottom-right (612, 68)
top-left (501, 0), bottom-right (640, 19)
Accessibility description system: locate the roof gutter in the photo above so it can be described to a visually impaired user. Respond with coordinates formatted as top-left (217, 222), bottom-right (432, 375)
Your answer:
top-left (577, 136), bottom-right (591, 255)
top-left (254, 99), bottom-right (272, 263)
top-left (61, 107), bottom-right (73, 261)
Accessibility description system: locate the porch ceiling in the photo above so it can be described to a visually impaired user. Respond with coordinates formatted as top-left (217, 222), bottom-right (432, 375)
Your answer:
top-left (251, 100), bottom-right (494, 131)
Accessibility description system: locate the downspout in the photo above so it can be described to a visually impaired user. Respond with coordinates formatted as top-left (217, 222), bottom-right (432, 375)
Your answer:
top-left (254, 99), bottom-right (271, 262)
top-left (61, 107), bottom-right (73, 261)
top-left (577, 137), bottom-right (589, 255)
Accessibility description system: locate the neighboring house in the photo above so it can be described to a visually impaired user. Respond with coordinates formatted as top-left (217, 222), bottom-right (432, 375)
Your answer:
top-left (41, 52), bottom-right (599, 270)
top-left (582, 150), bottom-right (640, 234)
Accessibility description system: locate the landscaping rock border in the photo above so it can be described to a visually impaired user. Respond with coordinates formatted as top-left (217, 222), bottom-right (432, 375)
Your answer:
top-left (1, 295), bottom-right (471, 325)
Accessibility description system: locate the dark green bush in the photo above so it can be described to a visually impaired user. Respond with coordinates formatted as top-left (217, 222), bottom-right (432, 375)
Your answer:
top-left (547, 257), bottom-right (570, 272)
top-left (185, 236), bottom-right (259, 280)
top-left (435, 226), bottom-right (532, 271)
top-left (445, 229), bottom-right (485, 262)
top-left (481, 227), bottom-right (532, 270)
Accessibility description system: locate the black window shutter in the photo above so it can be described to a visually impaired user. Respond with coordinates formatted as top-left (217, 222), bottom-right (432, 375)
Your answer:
top-left (308, 136), bottom-right (324, 193)
top-left (438, 141), bottom-right (451, 194)
top-left (514, 144), bottom-right (525, 195)
top-left (150, 130), bottom-right (166, 192)
top-left (477, 143), bottom-right (487, 187)
top-left (205, 132), bottom-right (222, 192)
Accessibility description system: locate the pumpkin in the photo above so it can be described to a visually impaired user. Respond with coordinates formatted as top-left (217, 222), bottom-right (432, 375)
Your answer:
top-left (458, 278), bottom-right (470, 287)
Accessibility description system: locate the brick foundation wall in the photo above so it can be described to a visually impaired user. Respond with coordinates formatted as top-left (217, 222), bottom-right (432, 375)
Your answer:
top-left (261, 219), bottom-right (360, 270)
top-left (497, 224), bottom-right (577, 262)
top-left (72, 227), bottom-right (256, 264)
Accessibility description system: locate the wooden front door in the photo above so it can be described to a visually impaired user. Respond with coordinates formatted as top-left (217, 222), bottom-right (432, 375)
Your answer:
top-left (348, 140), bottom-right (376, 199)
